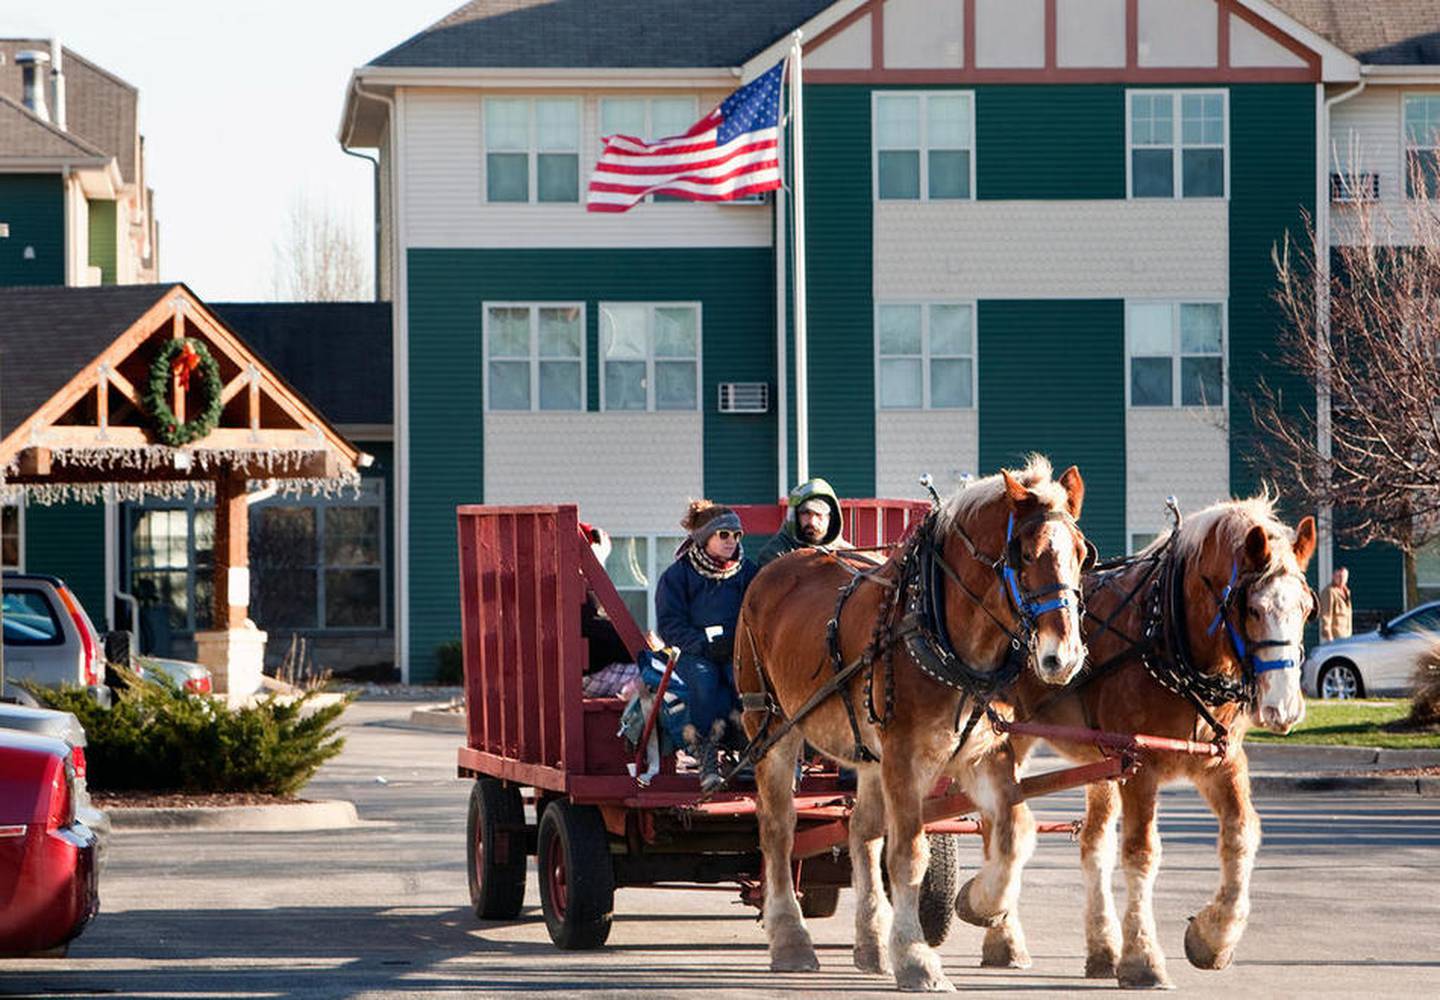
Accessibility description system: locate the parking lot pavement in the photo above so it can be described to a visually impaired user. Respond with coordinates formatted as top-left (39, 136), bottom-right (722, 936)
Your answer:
top-left (2, 699), bottom-right (1437, 999)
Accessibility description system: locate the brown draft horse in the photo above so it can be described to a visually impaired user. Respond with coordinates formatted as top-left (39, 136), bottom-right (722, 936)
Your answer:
top-left (733, 457), bottom-right (1093, 992)
top-left (991, 498), bottom-right (1316, 988)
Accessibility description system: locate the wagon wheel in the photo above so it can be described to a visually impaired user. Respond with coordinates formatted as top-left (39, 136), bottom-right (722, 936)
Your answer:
top-left (917, 833), bottom-right (961, 947)
top-left (537, 799), bottom-right (615, 950)
top-left (466, 778), bottom-right (527, 920)
top-left (882, 831), bottom-right (961, 947)
top-left (800, 885), bottom-right (841, 919)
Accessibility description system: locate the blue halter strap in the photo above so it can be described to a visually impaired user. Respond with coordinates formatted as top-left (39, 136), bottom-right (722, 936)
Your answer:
top-left (1205, 559), bottom-right (1297, 674)
top-left (1001, 512), bottom-right (1080, 622)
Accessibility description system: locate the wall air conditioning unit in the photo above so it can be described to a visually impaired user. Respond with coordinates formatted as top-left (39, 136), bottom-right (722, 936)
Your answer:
top-left (1330, 172), bottom-right (1379, 202)
top-left (717, 382), bottom-right (770, 414)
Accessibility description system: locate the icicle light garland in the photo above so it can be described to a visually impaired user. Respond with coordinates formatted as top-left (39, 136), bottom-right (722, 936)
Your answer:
top-left (0, 445), bottom-right (361, 506)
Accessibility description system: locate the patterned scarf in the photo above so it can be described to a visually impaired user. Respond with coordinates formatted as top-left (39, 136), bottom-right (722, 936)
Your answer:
top-left (687, 541), bottom-right (745, 581)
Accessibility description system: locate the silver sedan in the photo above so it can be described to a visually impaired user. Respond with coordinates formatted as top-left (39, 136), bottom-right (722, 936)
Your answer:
top-left (1301, 601), bottom-right (1440, 699)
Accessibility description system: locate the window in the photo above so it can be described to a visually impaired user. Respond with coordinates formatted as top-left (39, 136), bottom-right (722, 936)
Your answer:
top-left (484, 97), bottom-right (580, 203)
top-left (874, 92), bottom-right (973, 201)
top-left (1404, 95), bottom-right (1440, 198)
top-left (130, 504), bottom-right (214, 636)
top-left (1416, 539), bottom-right (1440, 604)
top-left (250, 483), bottom-right (386, 631)
top-left (484, 304), bottom-right (585, 412)
top-left (1129, 91), bottom-right (1226, 199)
top-left (2, 589), bottom-right (62, 645)
top-left (876, 303), bottom-right (975, 409)
top-left (1, 504), bottom-right (21, 570)
top-left (1127, 302), bottom-right (1225, 408)
top-left (605, 534), bottom-right (686, 631)
top-left (599, 96), bottom-right (699, 203)
top-left (1391, 605), bottom-right (1440, 634)
top-left (600, 303), bottom-right (700, 411)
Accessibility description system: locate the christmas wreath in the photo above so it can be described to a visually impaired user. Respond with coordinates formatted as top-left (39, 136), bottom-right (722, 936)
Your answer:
top-left (143, 338), bottom-right (224, 447)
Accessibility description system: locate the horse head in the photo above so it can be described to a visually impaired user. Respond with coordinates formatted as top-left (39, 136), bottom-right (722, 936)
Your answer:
top-left (999, 464), bottom-right (1093, 685)
top-left (1188, 502), bottom-right (1317, 734)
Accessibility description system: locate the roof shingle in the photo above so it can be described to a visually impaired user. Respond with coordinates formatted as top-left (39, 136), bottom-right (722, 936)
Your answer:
top-left (1271, 0), bottom-right (1440, 65)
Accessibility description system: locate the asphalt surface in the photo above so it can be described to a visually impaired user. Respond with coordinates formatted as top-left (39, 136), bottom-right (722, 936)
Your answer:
top-left (2, 700), bottom-right (1437, 999)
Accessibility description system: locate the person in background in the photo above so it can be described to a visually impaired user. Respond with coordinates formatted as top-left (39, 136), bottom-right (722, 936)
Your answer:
top-left (654, 500), bottom-right (758, 790)
top-left (1319, 566), bottom-right (1353, 643)
top-left (757, 477), bottom-right (851, 566)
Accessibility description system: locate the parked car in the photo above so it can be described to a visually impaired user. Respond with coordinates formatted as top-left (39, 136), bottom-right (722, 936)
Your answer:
top-left (2, 573), bottom-right (109, 707)
top-left (0, 704), bottom-right (110, 859)
top-left (135, 657), bottom-right (213, 696)
top-left (0, 729), bottom-right (100, 956)
top-left (1301, 600), bottom-right (1440, 699)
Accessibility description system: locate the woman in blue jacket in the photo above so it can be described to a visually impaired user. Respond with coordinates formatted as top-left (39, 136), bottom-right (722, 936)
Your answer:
top-left (654, 499), bottom-right (758, 790)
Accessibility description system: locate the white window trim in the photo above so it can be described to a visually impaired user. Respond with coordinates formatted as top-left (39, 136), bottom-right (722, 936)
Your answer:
top-left (598, 95), bottom-right (701, 205)
top-left (481, 96), bottom-right (582, 205)
top-left (1401, 91), bottom-right (1440, 201)
top-left (1125, 89), bottom-right (1230, 201)
top-left (598, 302), bottom-right (703, 413)
top-left (482, 302), bottom-right (588, 413)
top-left (1124, 299), bottom-right (1228, 409)
top-left (606, 532), bottom-right (687, 633)
top-left (873, 301), bottom-right (978, 411)
top-left (872, 90), bottom-right (977, 203)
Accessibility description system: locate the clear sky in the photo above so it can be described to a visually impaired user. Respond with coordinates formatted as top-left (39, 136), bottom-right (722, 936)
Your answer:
top-left (9, 0), bottom-right (463, 301)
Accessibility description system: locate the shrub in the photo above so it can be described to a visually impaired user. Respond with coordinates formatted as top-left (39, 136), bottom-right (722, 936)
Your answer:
top-left (1410, 642), bottom-right (1440, 728)
top-left (24, 670), bottom-right (354, 796)
top-left (435, 640), bottom-right (464, 686)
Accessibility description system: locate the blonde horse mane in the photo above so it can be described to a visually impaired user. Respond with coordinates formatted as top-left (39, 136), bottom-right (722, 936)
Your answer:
top-left (937, 454), bottom-right (1070, 536)
top-left (1144, 493), bottom-right (1302, 576)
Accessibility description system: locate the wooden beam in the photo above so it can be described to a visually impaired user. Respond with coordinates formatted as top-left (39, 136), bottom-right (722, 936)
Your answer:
top-left (212, 470), bottom-right (249, 629)
top-left (97, 368), bottom-right (109, 433)
top-left (6, 450), bottom-right (338, 485)
top-left (107, 366), bottom-right (141, 408)
top-left (15, 448), bottom-right (51, 476)
top-left (219, 369), bottom-right (250, 406)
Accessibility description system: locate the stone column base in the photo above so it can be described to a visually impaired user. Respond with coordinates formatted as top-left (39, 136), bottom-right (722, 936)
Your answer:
top-left (194, 624), bottom-right (269, 703)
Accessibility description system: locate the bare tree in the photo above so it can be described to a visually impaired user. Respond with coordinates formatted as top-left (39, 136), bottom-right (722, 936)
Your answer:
top-left (271, 194), bottom-right (370, 301)
top-left (1252, 155), bottom-right (1440, 602)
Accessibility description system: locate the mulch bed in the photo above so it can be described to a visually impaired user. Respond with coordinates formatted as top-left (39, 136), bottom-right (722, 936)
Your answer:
top-left (92, 791), bottom-right (309, 809)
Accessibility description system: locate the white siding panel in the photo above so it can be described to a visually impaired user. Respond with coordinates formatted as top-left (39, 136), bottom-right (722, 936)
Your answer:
top-left (1057, 0), bottom-right (1126, 68)
top-left (885, 0), bottom-right (965, 69)
top-left (875, 201), bottom-right (1228, 299)
top-left (1126, 408), bottom-right (1229, 543)
top-left (975, 0), bottom-right (1045, 69)
top-left (1138, 0), bottom-right (1218, 68)
top-left (1329, 86), bottom-right (1417, 247)
top-left (809, 13), bottom-right (872, 70)
top-left (402, 89), bottom-right (772, 249)
top-left (875, 411), bottom-right (979, 500)
top-left (484, 413), bottom-right (702, 535)
top-left (1229, 13), bottom-right (1307, 68)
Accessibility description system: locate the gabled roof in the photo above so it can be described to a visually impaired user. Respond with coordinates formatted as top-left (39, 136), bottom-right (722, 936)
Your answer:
top-left (0, 93), bottom-right (108, 164)
top-left (0, 40), bottom-right (141, 182)
top-left (211, 302), bottom-right (392, 427)
top-left (1271, 0), bottom-right (1440, 65)
top-left (368, 0), bottom-right (834, 68)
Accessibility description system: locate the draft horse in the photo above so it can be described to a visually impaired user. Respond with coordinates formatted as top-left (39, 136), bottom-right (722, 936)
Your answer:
top-left (993, 498), bottom-right (1316, 988)
top-left (733, 457), bottom-right (1095, 992)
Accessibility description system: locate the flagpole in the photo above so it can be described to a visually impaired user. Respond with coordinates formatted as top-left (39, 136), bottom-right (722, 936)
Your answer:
top-left (788, 30), bottom-right (809, 484)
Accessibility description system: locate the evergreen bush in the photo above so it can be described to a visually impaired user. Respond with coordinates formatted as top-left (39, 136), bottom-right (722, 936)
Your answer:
top-left (24, 670), bottom-right (354, 796)
top-left (435, 640), bottom-right (464, 686)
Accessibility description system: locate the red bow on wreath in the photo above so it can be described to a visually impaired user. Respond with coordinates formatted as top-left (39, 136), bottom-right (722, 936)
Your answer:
top-left (171, 342), bottom-right (201, 391)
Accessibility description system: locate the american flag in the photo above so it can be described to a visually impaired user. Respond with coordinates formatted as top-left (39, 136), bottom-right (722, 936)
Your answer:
top-left (587, 61), bottom-right (784, 213)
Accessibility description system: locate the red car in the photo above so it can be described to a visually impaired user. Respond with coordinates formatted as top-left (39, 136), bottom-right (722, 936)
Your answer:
top-left (0, 729), bottom-right (99, 956)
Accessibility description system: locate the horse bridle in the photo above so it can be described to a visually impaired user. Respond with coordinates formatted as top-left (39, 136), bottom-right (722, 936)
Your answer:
top-left (1202, 558), bottom-right (1318, 679)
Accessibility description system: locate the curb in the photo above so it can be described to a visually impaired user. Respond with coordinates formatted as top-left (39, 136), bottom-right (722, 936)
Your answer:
top-left (405, 704), bottom-right (466, 733)
top-left (1251, 774), bottom-right (1440, 798)
top-left (1246, 744), bottom-right (1440, 768)
top-left (107, 798), bottom-right (361, 832)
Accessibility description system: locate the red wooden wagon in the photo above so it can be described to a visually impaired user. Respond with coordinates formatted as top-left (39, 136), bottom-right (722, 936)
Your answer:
top-left (455, 501), bottom-right (1219, 950)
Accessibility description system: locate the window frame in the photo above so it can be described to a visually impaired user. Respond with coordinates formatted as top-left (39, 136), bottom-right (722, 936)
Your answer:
top-left (1125, 89), bottom-right (1230, 200)
top-left (873, 301), bottom-right (978, 411)
top-left (1402, 92), bottom-right (1440, 200)
top-left (603, 533), bottom-right (688, 633)
top-left (482, 96), bottom-right (582, 205)
top-left (1124, 299), bottom-right (1228, 409)
top-left (871, 90), bottom-right (977, 203)
top-left (482, 302), bottom-right (588, 413)
top-left (597, 302), bottom-right (703, 413)
top-left (1, 503), bottom-right (24, 571)
top-left (598, 95), bottom-right (700, 205)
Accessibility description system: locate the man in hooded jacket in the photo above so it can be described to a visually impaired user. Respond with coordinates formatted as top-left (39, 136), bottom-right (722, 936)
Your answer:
top-left (757, 477), bottom-right (852, 566)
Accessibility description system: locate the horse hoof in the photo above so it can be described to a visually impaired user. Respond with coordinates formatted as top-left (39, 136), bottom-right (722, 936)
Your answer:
top-left (953, 876), bottom-right (1006, 929)
top-left (854, 943), bottom-right (892, 975)
top-left (895, 966), bottom-right (956, 993)
top-left (1117, 960), bottom-right (1174, 990)
top-left (1184, 918), bottom-right (1234, 971)
top-left (981, 932), bottom-right (1032, 969)
top-left (1084, 952), bottom-right (1118, 979)
top-left (770, 945), bottom-right (820, 973)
